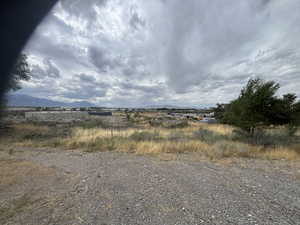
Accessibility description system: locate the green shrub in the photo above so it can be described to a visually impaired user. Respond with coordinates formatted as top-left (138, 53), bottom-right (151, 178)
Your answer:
top-left (286, 124), bottom-right (298, 137)
top-left (232, 128), bottom-right (290, 147)
top-left (22, 130), bottom-right (58, 140)
top-left (164, 120), bottom-right (188, 129)
top-left (149, 120), bottom-right (163, 127)
top-left (130, 131), bottom-right (161, 141)
top-left (149, 119), bottom-right (188, 128)
top-left (193, 128), bottom-right (226, 144)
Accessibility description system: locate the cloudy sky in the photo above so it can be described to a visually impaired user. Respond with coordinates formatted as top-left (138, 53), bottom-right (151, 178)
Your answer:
top-left (17, 0), bottom-right (300, 107)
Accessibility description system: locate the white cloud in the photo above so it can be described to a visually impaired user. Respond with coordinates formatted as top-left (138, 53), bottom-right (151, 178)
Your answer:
top-left (21, 0), bottom-right (300, 107)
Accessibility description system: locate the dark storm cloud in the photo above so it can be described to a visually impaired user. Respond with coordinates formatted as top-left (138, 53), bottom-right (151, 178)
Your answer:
top-left (118, 53), bottom-right (150, 78)
top-left (43, 58), bottom-right (61, 78)
top-left (88, 46), bottom-right (121, 72)
top-left (59, 73), bottom-right (111, 100)
top-left (129, 10), bottom-right (145, 30)
top-left (62, 88), bottom-right (106, 100)
top-left (31, 65), bottom-right (46, 80)
top-left (78, 73), bottom-right (96, 83)
top-left (76, 73), bottom-right (111, 89)
top-left (21, 0), bottom-right (300, 106)
top-left (148, 0), bottom-right (300, 98)
top-left (119, 81), bottom-right (166, 96)
top-left (151, 0), bottom-right (271, 92)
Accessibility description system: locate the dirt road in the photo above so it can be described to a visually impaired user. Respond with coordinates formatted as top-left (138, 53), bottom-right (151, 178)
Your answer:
top-left (1, 148), bottom-right (300, 225)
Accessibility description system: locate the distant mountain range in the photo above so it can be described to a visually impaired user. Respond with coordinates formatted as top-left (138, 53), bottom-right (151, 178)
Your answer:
top-left (7, 94), bottom-right (96, 107)
top-left (6, 94), bottom-right (212, 109)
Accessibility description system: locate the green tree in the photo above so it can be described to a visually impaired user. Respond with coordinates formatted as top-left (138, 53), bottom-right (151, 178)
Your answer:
top-left (214, 103), bottom-right (227, 121)
top-left (0, 54), bottom-right (31, 113)
top-left (7, 53), bottom-right (31, 92)
top-left (219, 78), bottom-right (300, 134)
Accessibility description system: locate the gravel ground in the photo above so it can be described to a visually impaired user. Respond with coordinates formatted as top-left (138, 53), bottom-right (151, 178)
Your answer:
top-left (1, 148), bottom-right (300, 225)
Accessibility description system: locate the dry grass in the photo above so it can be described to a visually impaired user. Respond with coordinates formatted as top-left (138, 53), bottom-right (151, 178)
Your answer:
top-left (3, 121), bottom-right (300, 161)
top-left (259, 147), bottom-right (300, 160)
top-left (119, 140), bottom-right (211, 155)
top-left (0, 159), bottom-right (55, 223)
top-left (60, 126), bottom-right (300, 160)
top-left (70, 127), bottom-right (137, 139)
top-left (64, 124), bottom-right (300, 160)
top-left (0, 159), bottom-right (55, 190)
top-left (10, 123), bottom-right (51, 133)
top-left (197, 123), bottom-right (234, 136)
top-left (0, 158), bottom-right (70, 224)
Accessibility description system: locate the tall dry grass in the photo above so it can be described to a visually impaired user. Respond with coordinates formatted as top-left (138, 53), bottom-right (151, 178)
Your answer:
top-left (5, 122), bottom-right (300, 161)
top-left (59, 123), bottom-right (300, 160)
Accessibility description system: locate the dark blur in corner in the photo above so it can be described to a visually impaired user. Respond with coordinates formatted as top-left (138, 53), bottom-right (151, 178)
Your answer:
top-left (0, 0), bottom-right (57, 112)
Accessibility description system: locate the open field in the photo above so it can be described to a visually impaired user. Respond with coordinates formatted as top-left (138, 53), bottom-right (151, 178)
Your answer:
top-left (1, 114), bottom-right (300, 224)
top-left (1, 116), bottom-right (300, 161)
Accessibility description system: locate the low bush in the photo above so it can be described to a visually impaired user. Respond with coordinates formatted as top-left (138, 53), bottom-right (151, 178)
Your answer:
top-left (75, 120), bottom-right (108, 129)
top-left (3, 121), bottom-right (300, 161)
top-left (211, 141), bottom-right (252, 158)
top-left (149, 120), bottom-right (163, 127)
top-left (85, 137), bottom-right (120, 152)
top-left (130, 131), bottom-right (161, 142)
top-left (149, 119), bottom-right (188, 128)
top-left (286, 125), bottom-right (298, 137)
top-left (5, 123), bottom-right (60, 141)
top-left (232, 129), bottom-right (291, 147)
top-left (167, 131), bottom-right (186, 141)
top-left (193, 128), bottom-right (226, 144)
top-left (164, 120), bottom-right (188, 129)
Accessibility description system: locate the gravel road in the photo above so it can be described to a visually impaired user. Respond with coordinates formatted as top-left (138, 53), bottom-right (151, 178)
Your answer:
top-left (1, 149), bottom-right (300, 225)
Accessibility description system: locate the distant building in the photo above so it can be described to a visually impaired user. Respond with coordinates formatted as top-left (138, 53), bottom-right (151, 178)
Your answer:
top-left (88, 111), bottom-right (112, 116)
top-left (25, 111), bottom-right (89, 122)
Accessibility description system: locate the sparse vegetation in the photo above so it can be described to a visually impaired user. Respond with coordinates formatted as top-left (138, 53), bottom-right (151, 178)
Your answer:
top-left (149, 119), bottom-right (188, 128)
top-left (1, 119), bottom-right (299, 161)
top-left (4, 79), bottom-right (298, 161)
top-left (193, 128), bottom-right (226, 144)
top-left (0, 115), bottom-right (299, 224)
top-left (130, 130), bottom-right (161, 142)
